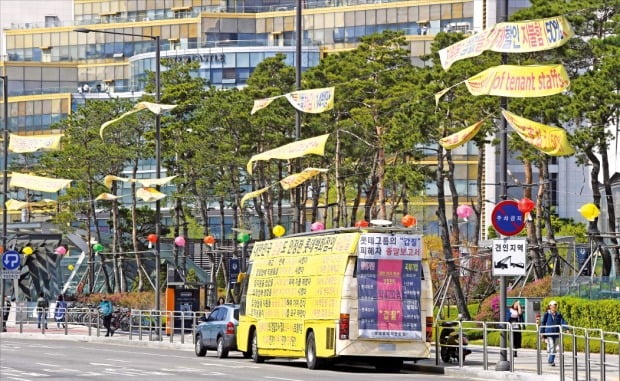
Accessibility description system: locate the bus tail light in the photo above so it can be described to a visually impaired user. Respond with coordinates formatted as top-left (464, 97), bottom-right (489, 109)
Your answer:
top-left (426, 316), bottom-right (433, 342)
top-left (226, 322), bottom-right (235, 335)
top-left (339, 314), bottom-right (350, 340)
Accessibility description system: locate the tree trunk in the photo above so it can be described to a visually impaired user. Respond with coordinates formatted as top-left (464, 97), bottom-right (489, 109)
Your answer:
top-left (436, 146), bottom-right (470, 319)
top-left (585, 150), bottom-right (613, 276)
top-left (130, 160), bottom-right (144, 291)
top-left (600, 147), bottom-right (620, 273)
top-left (473, 143), bottom-right (484, 245)
top-left (540, 158), bottom-right (561, 276)
top-left (523, 159), bottom-right (544, 279)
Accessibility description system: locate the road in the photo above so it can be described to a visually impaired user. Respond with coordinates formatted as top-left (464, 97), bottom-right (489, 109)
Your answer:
top-left (0, 338), bottom-right (470, 381)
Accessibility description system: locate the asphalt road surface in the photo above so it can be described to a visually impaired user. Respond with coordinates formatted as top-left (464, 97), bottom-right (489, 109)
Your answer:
top-left (0, 338), bottom-right (468, 381)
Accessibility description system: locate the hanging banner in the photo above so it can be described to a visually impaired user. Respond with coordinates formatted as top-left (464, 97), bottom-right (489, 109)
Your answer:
top-left (439, 120), bottom-right (484, 150)
top-left (8, 133), bottom-right (63, 153)
top-left (104, 175), bottom-right (130, 189)
top-left (439, 15), bottom-right (574, 70)
top-left (247, 134), bottom-right (330, 175)
top-left (285, 87), bottom-right (335, 114)
top-left (250, 96), bottom-right (281, 115)
top-left (137, 175), bottom-right (177, 187)
top-left (240, 186), bottom-right (271, 206)
top-left (502, 109), bottom-right (574, 156)
top-left (100, 101), bottom-right (177, 138)
top-left (5, 199), bottom-right (57, 211)
top-left (136, 187), bottom-right (166, 202)
top-left (10, 172), bottom-right (72, 193)
top-left (95, 193), bottom-right (121, 201)
top-left (280, 168), bottom-right (328, 190)
top-left (464, 64), bottom-right (569, 97)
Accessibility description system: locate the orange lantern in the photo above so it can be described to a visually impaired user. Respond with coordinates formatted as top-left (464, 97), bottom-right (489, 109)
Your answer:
top-left (401, 214), bottom-right (417, 228)
top-left (355, 220), bottom-right (369, 228)
top-left (147, 234), bottom-right (158, 244)
top-left (203, 235), bottom-right (216, 245)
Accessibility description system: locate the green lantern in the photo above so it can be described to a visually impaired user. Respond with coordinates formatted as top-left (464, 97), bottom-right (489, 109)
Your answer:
top-left (237, 232), bottom-right (251, 244)
top-left (92, 243), bottom-right (104, 253)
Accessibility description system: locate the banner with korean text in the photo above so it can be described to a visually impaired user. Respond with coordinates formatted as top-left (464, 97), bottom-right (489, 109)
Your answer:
top-left (464, 64), bottom-right (569, 97)
top-left (8, 133), bottom-right (63, 153)
top-left (439, 15), bottom-right (574, 70)
top-left (502, 109), bottom-right (574, 156)
top-left (284, 87), bottom-right (335, 114)
top-left (439, 120), bottom-right (484, 150)
top-left (10, 172), bottom-right (72, 193)
top-left (100, 101), bottom-right (177, 138)
top-left (280, 168), bottom-right (328, 190)
top-left (357, 233), bottom-right (423, 340)
top-left (247, 134), bottom-right (330, 175)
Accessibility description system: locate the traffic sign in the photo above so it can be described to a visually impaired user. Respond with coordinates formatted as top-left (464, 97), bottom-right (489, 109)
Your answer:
top-left (2, 250), bottom-right (21, 270)
top-left (492, 239), bottom-right (527, 276)
top-left (491, 200), bottom-right (525, 236)
top-left (1, 270), bottom-right (20, 280)
top-left (229, 258), bottom-right (240, 284)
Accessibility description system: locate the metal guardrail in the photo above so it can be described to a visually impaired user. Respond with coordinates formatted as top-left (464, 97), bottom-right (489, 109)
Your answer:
top-left (435, 320), bottom-right (619, 381)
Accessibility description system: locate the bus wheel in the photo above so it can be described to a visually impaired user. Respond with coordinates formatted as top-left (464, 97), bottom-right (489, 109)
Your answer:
top-left (305, 331), bottom-right (324, 370)
top-left (374, 358), bottom-right (403, 372)
top-left (251, 330), bottom-right (264, 363)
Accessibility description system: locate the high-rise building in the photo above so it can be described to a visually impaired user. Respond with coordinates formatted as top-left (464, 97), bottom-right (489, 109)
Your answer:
top-left (1, 0), bottom-right (587, 239)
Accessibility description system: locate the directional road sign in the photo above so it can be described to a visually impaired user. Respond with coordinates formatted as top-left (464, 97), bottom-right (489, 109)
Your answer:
top-left (491, 200), bottom-right (525, 236)
top-left (2, 250), bottom-right (21, 270)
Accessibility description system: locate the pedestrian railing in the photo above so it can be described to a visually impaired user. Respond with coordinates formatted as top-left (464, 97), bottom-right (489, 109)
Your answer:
top-left (435, 319), bottom-right (619, 380)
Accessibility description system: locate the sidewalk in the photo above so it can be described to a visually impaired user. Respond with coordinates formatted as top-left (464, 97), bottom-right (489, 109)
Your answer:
top-left (2, 324), bottom-right (618, 381)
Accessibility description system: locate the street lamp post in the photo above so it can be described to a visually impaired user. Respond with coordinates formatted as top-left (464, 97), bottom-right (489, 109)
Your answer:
top-left (1, 75), bottom-right (8, 316)
top-left (74, 28), bottom-right (162, 316)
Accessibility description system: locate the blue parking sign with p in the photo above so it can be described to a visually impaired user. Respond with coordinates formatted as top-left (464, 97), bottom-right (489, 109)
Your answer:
top-left (2, 250), bottom-right (21, 270)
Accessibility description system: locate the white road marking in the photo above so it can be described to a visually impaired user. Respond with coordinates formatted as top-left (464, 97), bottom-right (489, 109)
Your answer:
top-left (106, 358), bottom-right (130, 363)
top-left (35, 363), bottom-right (59, 367)
top-left (264, 377), bottom-right (305, 381)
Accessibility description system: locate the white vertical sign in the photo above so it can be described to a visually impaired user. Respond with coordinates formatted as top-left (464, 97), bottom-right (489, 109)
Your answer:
top-left (492, 239), bottom-right (527, 276)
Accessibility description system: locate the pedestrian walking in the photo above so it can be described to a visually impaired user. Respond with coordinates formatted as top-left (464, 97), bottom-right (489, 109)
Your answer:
top-left (54, 294), bottom-right (67, 328)
top-left (36, 292), bottom-right (49, 329)
top-left (98, 295), bottom-right (114, 337)
top-left (2, 296), bottom-right (11, 332)
top-left (540, 300), bottom-right (569, 366)
top-left (507, 300), bottom-right (524, 357)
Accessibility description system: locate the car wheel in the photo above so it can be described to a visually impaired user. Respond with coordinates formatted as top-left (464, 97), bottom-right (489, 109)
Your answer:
top-left (305, 331), bottom-right (325, 370)
top-left (195, 334), bottom-right (207, 357)
top-left (216, 336), bottom-right (229, 359)
top-left (251, 330), bottom-right (264, 363)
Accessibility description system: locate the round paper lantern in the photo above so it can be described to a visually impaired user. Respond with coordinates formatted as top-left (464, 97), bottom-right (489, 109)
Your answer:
top-left (147, 234), bottom-right (158, 244)
top-left (237, 232), bottom-right (251, 243)
top-left (355, 220), bottom-right (370, 228)
top-left (203, 235), bottom-right (216, 245)
top-left (518, 197), bottom-right (535, 214)
top-left (456, 205), bottom-right (474, 219)
top-left (311, 221), bottom-right (325, 231)
top-left (579, 203), bottom-right (600, 221)
top-left (174, 236), bottom-right (186, 247)
top-left (272, 225), bottom-right (286, 237)
top-left (92, 243), bottom-right (104, 253)
top-left (401, 214), bottom-right (417, 228)
top-left (68, 264), bottom-right (74, 271)
top-left (22, 246), bottom-right (33, 255)
top-left (55, 246), bottom-right (67, 256)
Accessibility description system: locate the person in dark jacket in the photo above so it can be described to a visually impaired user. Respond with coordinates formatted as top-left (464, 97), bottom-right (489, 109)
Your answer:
top-left (507, 300), bottom-right (524, 357)
top-left (540, 300), bottom-right (568, 366)
top-left (2, 296), bottom-right (11, 332)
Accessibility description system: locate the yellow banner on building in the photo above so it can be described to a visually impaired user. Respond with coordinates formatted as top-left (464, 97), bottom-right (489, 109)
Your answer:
top-left (240, 186), bottom-right (271, 206)
top-left (280, 168), bottom-right (328, 190)
top-left (439, 120), bottom-right (484, 150)
top-left (465, 65), bottom-right (569, 97)
top-left (285, 87), bottom-right (335, 114)
top-left (100, 101), bottom-right (177, 138)
top-left (439, 15), bottom-right (574, 70)
top-left (247, 134), bottom-right (330, 175)
top-left (502, 109), bottom-right (574, 156)
top-left (10, 172), bottom-right (72, 193)
top-left (8, 133), bottom-right (63, 153)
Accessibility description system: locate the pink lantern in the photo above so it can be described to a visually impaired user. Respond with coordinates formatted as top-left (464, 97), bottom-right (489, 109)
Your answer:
top-left (518, 197), bottom-right (535, 214)
top-left (55, 246), bottom-right (67, 255)
top-left (174, 236), bottom-right (186, 247)
top-left (456, 204), bottom-right (474, 220)
top-left (311, 221), bottom-right (325, 231)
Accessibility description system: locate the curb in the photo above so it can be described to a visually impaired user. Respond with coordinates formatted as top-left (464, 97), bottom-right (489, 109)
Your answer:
top-left (444, 366), bottom-right (567, 381)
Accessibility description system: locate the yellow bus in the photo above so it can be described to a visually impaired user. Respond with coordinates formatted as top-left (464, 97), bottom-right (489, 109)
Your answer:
top-left (236, 227), bottom-right (433, 370)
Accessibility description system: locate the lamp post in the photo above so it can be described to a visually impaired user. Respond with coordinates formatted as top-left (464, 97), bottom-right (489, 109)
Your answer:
top-left (1, 75), bottom-right (8, 315)
top-left (74, 28), bottom-right (162, 315)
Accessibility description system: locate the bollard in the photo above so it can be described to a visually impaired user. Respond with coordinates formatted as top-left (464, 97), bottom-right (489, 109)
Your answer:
top-left (600, 333), bottom-right (605, 381)
top-left (169, 312), bottom-right (174, 343)
top-left (64, 317), bottom-right (68, 335)
top-left (88, 309), bottom-right (92, 336)
top-left (181, 313), bottom-right (185, 345)
top-left (536, 326), bottom-right (542, 375)
top-left (508, 324), bottom-right (514, 372)
top-left (571, 328), bottom-right (577, 381)
top-left (482, 322), bottom-right (488, 370)
top-left (584, 329), bottom-right (590, 381)
top-left (559, 329), bottom-right (565, 380)
top-left (434, 322), bottom-right (439, 366)
top-left (129, 310), bottom-right (133, 341)
top-left (457, 321), bottom-right (463, 368)
top-left (19, 306), bottom-right (23, 333)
